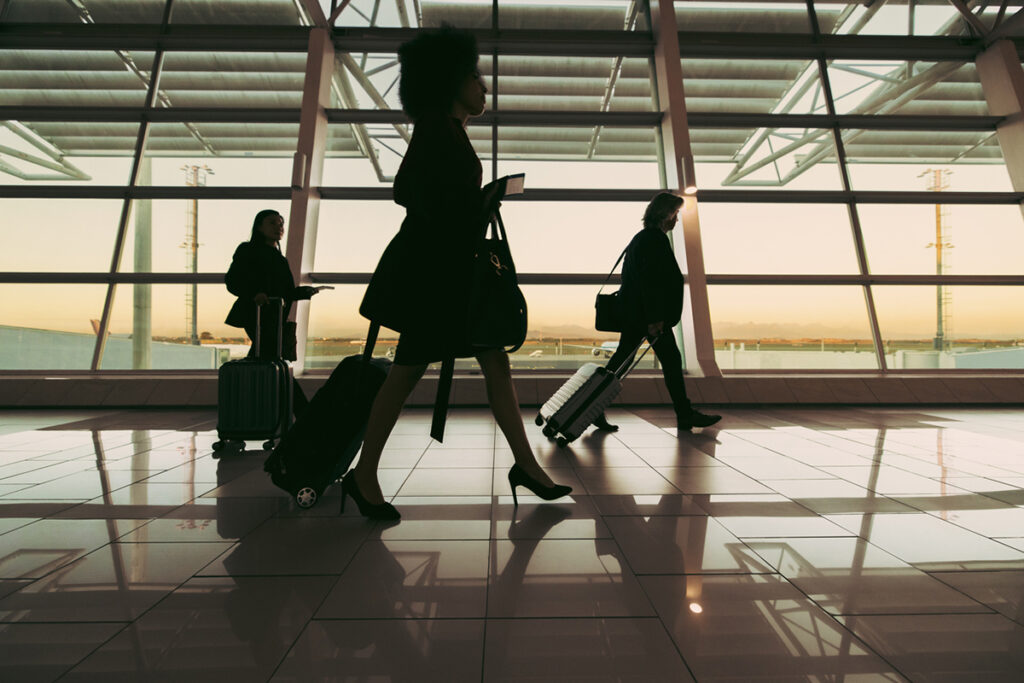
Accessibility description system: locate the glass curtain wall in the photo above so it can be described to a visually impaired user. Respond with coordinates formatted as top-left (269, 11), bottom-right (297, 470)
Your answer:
top-left (3, 0), bottom-right (1024, 373)
top-left (684, 0), bottom-right (1024, 370)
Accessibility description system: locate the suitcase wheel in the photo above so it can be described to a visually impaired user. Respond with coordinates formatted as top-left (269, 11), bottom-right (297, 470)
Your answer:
top-left (295, 486), bottom-right (318, 509)
top-left (212, 440), bottom-right (227, 452)
top-left (542, 426), bottom-right (555, 439)
top-left (534, 414), bottom-right (544, 426)
top-left (555, 436), bottom-right (568, 449)
top-left (263, 440), bottom-right (276, 451)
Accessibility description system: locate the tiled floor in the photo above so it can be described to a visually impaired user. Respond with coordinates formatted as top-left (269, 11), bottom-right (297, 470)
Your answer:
top-left (1, 407), bottom-right (1023, 681)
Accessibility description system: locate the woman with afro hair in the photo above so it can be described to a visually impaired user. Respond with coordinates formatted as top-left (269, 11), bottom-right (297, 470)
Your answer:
top-left (348, 26), bottom-right (571, 520)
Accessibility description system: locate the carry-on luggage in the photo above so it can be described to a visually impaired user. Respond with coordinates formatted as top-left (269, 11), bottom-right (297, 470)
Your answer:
top-left (535, 337), bottom-right (653, 448)
top-left (263, 323), bottom-right (391, 509)
top-left (213, 298), bottom-right (293, 454)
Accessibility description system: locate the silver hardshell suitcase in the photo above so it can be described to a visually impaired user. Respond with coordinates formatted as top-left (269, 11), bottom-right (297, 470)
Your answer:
top-left (535, 338), bottom-right (653, 448)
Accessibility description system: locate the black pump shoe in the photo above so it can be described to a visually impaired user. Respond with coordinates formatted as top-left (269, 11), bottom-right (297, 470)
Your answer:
top-left (593, 414), bottom-right (619, 432)
top-left (508, 464), bottom-right (572, 506)
top-left (340, 472), bottom-right (401, 521)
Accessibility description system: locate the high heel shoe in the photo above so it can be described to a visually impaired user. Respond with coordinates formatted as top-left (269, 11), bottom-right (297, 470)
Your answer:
top-left (507, 464), bottom-right (572, 506)
top-left (340, 471), bottom-right (401, 521)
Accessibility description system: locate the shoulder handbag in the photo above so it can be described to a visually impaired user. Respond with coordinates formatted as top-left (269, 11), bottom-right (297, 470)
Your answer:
top-left (466, 209), bottom-right (528, 353)
top-left (430, 208), bottom-right (528, 444)
top-left (595, 248), bottom-right (626, 332)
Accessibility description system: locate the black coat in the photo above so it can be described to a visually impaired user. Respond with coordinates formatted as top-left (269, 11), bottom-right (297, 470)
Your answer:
top-left (360, 115), bottom-right (486, 346)
top-left (619, 227), bottom-right (685, 330)
top-left (224, 241), bottom-right (301, 330)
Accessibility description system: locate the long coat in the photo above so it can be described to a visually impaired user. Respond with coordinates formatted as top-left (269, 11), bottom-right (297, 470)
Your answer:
top-left (360, 115), bottom-right (486, 350)
top-left (619, 227), bottom-right (685, 330)
top-left (224, 241), bottom-right (299, 330)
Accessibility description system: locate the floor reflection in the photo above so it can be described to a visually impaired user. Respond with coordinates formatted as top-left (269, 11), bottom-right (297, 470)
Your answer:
top-left (0, 407), bottom-right (1021, 681)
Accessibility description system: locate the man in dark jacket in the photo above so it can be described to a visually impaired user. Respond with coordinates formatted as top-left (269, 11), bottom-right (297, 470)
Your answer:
top-left (596, 192), bottom-right (720, 433)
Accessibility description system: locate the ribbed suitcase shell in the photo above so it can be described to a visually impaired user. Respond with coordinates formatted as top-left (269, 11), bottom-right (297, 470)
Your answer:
top-left (547, 368), bottom-right (623, 444)
top-left (538, 362), bottom-right (600, 428)
top-left (216, 358), bottom-right (292, 442)
top-left (536, 338), bottom-right (652, 447)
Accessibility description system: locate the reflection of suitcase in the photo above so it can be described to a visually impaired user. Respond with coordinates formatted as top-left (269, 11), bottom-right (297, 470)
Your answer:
top-left (264, 323), bottom-right (390, 509)
top-left (535, 338), bottom-right (651, 448)
top-left (213, 299), bottom-right (292, 453)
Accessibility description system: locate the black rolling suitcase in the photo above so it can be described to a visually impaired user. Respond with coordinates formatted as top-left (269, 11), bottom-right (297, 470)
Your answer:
top-left (213, 299), bottom-right (293, 454)
top-left (264, 323), bottom-right (391, 508)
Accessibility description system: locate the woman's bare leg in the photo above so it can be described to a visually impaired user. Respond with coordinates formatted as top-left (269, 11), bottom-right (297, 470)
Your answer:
top-left (353, 362), bottom-right (427, 504)
top-left (476, 349), bottom-right (556, 487)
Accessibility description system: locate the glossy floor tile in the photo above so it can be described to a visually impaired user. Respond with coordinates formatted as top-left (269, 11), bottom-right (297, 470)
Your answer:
top-left (1, 406), bottom-right (1024, 680)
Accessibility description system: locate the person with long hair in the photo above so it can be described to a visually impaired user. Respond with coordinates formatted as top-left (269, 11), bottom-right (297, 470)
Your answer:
top-left (225, 209), bottom-right (321, 416)
top-left (351, 26), bottom-right (571, 520)
top-left (593, 192), bottom-right (721, 434)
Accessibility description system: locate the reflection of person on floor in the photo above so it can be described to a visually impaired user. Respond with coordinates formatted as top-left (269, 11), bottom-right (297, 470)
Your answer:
top-left (349, 26), bottom-right (570, 521)
top-left (593, 193), bottom-right (721, 435)
top-left (492, 505), bottom-right (572, 609)
top-left (225, 209), bottom-right (324, 417)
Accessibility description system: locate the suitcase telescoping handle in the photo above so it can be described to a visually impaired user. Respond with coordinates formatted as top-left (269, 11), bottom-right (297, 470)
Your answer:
top-left (613, 333), bottom-right (661, 380)
top-left (253, 297), bottom-right (284, 359)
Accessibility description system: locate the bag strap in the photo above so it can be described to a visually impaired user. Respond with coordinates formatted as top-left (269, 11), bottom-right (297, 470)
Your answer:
top-left (430, 357), bottom-right (455, 443)
top-left (597, 249), bottom-right (627, 295)
top-left (363, 321), bottom-right (379, 362)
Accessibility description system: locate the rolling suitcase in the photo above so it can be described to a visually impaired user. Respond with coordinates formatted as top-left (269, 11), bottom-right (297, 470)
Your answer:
top-left (535, 337), bottom-right (653, 448)
top-left (213, 299), bottom-right (293, 454)
top-left (263, 323), bottom-right (391, 509)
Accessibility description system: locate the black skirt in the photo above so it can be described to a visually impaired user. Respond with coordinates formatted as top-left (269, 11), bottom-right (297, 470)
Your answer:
top-left (392, 330), bottom-right (498, 366)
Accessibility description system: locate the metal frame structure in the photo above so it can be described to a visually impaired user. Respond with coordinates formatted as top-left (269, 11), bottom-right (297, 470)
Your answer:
top-left (3, 0), bottom-right (1024, 376)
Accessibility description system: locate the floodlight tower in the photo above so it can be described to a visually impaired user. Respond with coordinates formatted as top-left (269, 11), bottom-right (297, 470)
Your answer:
top-left (182, 164), bottom-right (213, 345)
top-left (920, 169), bottom-right (954, 351)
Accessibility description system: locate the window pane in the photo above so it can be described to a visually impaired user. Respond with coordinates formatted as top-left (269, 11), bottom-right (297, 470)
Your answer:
top-left (306, 285), bottom-right (378, 371)
top-left (140, 131), bottom-right (297, 186)
top-left (314, 201), bottom-right (404, 272)
top-left (700, 204), bottom-right (859, 274)
top-left (675, 1), bottom-right (811, 33)
top-left (860, 204), bottom-right (1024, 275)
top-left (2, 199), bottom-right (122, 272)
top-left (6, 0), bottom-right (166, 22)
top-left (500, 201), bottom-right (648, 273)
top-left (0, 285), bottom-right (107, 370)
top-left (497, 126), bottom-right (658, 165)
top-left (324, 122), bottom-right (410, 186)
top-left (500, 1), bottom-right (650, 31)
top-left (120, 199), bottom-right (292, 273)
top-left (158, 52), bottom-right (307, 108)
top-left (845, 157), bottom-right (1011, 192)
top-left (100, 284), bottom-right (240, 369)
top-left (172, 0), bottom-right (304, 25)
top-left (0, 121), bottom-right (138, 186)
top-left (709, 285), bottom-right (878, 370)
top-left (695, 128), bottom-right (844, 190)
top-left (333, 52), bottom-right (405, 110)
top-left (0, 50), bottom-right (155, 107)
top-left (514, 284), bottom-right (663, 370)
top-left (827, 61), bottom-right (987, 116)
top-left (683, 58), bottom-right (822, 115)
top-left (495, 57), bottom-right (654, 111)
top-left (874, 286), bottom-right (1024, 369)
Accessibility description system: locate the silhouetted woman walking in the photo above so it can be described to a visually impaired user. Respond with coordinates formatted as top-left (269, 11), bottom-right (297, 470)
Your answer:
top-left (351, 26), bottom-right (571, 520)
top-left (593, 193), bottom-right (721, 434)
